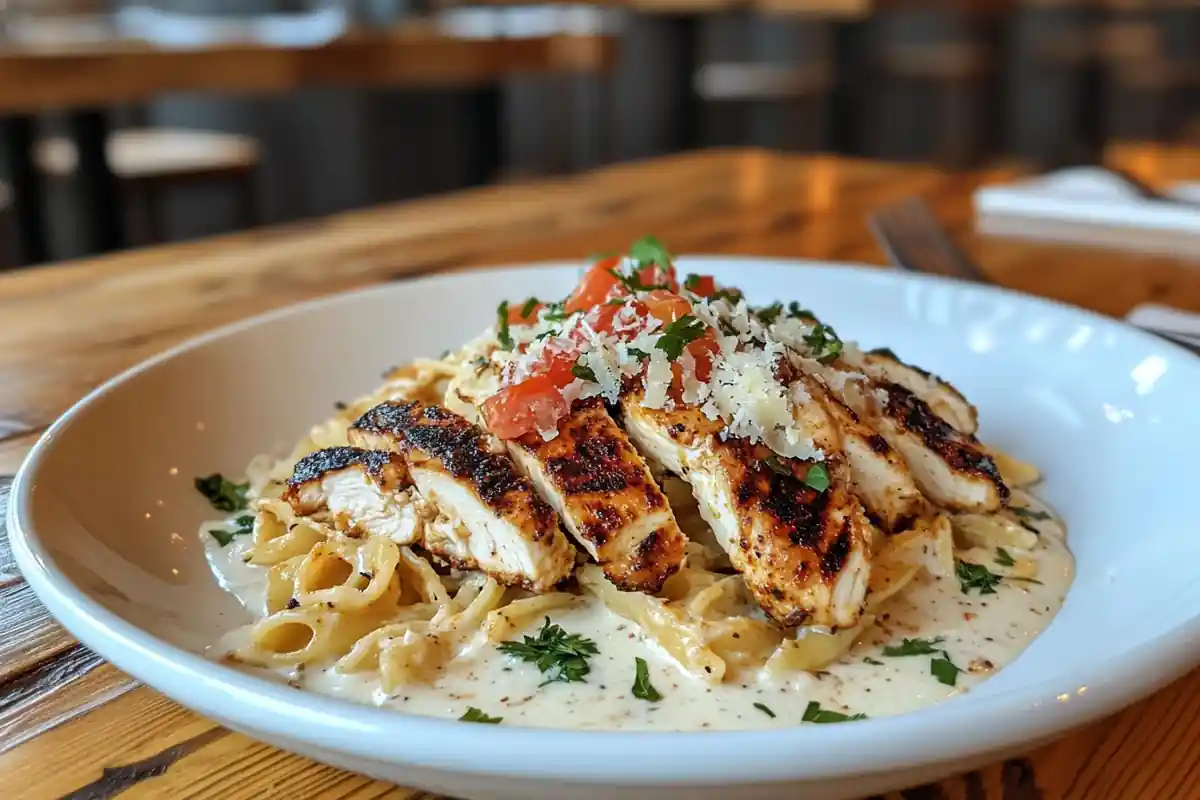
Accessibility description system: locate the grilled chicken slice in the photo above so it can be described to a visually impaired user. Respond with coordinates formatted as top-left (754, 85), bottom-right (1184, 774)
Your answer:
top-left (800, 358), bottom-right (1007, 514)
top-left (621, 391), bottom-right (872, 628)
top-left (283, 446), bottom-right (424, 544)
top-left (853, 348), bottom-right (978, 435)
top-left (503, 400), bottom-right (688, 594)
top-left (349, 401), bottom-right (575, 593)
top-left (801, 378), bottom-right (927, 532)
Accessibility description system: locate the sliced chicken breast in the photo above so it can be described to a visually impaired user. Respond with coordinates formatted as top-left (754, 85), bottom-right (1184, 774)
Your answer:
top-left (855, 348), bottom-right (978, 435)
top-left (801, 378), bottom-right (927, 532)
top-left (283, 446), bottom-right (425, 544)
top-left (801, 359), bottom-right (1007, 513)
top-left (504, 399), bottom-right (688, 594)
top-left (349, 401), bottom-right (576, 593)
top-left (621, 392), bottom-right (872, 628)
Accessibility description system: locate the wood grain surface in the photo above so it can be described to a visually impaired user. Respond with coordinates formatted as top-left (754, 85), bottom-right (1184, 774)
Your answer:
top-left (1, 145), bottom-right (1199, 800)
top-left (0, 23), bottom-right (615, 113)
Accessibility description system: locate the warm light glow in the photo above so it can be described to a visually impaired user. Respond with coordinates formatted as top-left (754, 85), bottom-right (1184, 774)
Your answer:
top-left (1057, 693), bottom-right (1070, 703)
top-left (169, 467), bottom-right (179, 476)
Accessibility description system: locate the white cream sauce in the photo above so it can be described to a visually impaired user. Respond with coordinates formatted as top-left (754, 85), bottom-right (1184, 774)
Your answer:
top-left (201, 490), bottom-right (1072, 730)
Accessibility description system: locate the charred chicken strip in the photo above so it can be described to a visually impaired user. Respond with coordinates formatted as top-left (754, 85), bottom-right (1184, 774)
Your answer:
top-left (283, 446), bottom-right (423, 544)
top-left (504, 399), bottom-right (688, 594)
top-left (854, 347), bottom-right (978, 435)
top-left (349, 401), bottom-right (575, 592)
top-left (620, 391), bottom-right (872, 628)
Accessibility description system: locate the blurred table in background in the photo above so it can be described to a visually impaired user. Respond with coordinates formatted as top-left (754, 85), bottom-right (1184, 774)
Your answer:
top-left (0, 16), bottom-right (616, 265)
top-left (2, 143), bottom-right (1200, 799)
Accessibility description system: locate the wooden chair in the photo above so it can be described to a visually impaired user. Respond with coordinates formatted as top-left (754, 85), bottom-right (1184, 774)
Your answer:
top-left (34, 128), bottom-right (262, 244)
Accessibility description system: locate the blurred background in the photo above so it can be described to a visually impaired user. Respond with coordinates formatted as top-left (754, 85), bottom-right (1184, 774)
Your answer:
top-left (1, 0), bottom-right (1197, 266)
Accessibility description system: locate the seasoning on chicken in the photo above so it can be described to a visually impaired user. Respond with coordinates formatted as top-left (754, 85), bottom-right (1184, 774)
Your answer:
top-left (349, 401), bottom-right (576, 593)
top-left (856, 347), bottom-right (978, 434)
top-left (621, 392), bottom-right (873, 628)
top-left (504, 399), bottom-right (688, 594)
top-left (283, 446), bottom-right (424, 544)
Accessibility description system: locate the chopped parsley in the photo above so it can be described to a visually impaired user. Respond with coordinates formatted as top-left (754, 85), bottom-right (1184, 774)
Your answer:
top-left (1016, 520), bottom-right (1041, 535)
top-left (1011, 576), bottom-right (1044, 585)
top-left (655, 315), bottom-right (707, 361)
top-left (752, 702), bottom-right (776, 718)
top-left (684, 273), bottom-right (702, 290)
top-left (994, 547), bottom-right (1016, 567)
top-left (496, 301), bottom-right (514, 350)
top-left (804, 323), bottom-right (843, 363)
top-left (868, 346), bottom-right (900, 361)
top-left (627, 347), bottom-right (650, 361)
top-left (208, 514), bottom-right (255, 547)
top-left (497, 617), bottom-right (599, 686)
top-left (931, 652), bottom-right (962, 687)
top-left (472, 355), bottom-right (489, 368)
top-left (631, 657), bottom-right (663, 702)
top-left (710, 288), bottom-right (744, 304)
top-left (755, 303), bottom-right (784, 325)
top-left (803, 463), bottom-right (830, 492)
top-left (195, 473), bottom-right (250, 512)
top-left (802, 701), bottom-right (867, 723)
top-left (459, 707), bottom-right (503, 724)
top-left (956, 559), bottom-right (1003, 595)
top-left (439, 349), bottom-right (451, 359)
top-left (787, 302), bottom-right (814, 319)
top-left (863, 656), bottom-right (884, 666)
top-left (572, 360), bottom-right (597, 382)
top-left (882, 636), bottom-right (944, 657)
top-left (519, 297), bottom-right (540, 318)
top-left (1011, 506), bottom-right (1051, 522)
top-left (629, 234), bottom-right (671, 268)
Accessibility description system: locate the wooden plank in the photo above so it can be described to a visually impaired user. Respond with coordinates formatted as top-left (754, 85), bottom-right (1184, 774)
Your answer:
top-left (0, 27), bottom-right (616, 113)
top-left (0, 429), bottom-right (41, 476)
top-left (0, 583), bottom-right (77, 683)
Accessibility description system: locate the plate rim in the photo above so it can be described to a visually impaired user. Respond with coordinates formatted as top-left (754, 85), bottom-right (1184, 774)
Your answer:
top-left (10, 256), bottom-right (1200, 786)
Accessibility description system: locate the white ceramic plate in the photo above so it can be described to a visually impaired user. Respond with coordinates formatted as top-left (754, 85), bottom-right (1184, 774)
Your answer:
top-left (12, 258), bottom-right (1200, 800)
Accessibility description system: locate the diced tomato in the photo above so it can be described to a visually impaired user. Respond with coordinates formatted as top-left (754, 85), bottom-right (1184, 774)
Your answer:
top-left (481, 373), bottom-right (569, 439)
top-left (636, 263), bottom-right (679, 293)
top-left (642, 290), bottom-right (691, 326)
top-left (507, 300), bottom-right (543, 325)
top-left (565, 256), bottom-right (622, 314)
top-left (687, 331), bottom-right (720, 382)
top-left (684, 274), bottom-right (717, 298)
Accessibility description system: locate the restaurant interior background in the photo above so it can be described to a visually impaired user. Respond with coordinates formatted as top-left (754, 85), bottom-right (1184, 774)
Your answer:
top-left (1, 0), bottom-right (1197, 266)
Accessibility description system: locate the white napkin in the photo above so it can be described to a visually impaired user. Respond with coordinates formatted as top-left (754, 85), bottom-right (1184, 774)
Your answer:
top-left (974, 167), bottom-right (1200, 257)
top-left (1126, 303), bottom-right (1200, 345)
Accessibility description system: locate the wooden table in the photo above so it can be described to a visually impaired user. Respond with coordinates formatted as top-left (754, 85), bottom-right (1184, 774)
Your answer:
top-left (2, 146), bottom-right (1200, 800)
top-left (0, 19), bottom-right (615, 264)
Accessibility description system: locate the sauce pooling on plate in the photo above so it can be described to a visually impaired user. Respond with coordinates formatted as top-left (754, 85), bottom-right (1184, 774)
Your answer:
top-left (198, 236), bottom-right (1074, 730)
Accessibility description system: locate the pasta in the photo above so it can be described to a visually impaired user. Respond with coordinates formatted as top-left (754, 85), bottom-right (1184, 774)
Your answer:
top-left (200, 245), bottom-right (1070, 730)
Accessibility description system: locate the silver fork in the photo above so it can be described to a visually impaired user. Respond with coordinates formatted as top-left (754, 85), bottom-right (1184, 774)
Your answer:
top-left (867, 196), bottom-right (1200, 356)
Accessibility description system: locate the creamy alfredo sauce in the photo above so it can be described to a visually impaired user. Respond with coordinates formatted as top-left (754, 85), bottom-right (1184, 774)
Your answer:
top-left (202, 490), bottom-right (1071, 730)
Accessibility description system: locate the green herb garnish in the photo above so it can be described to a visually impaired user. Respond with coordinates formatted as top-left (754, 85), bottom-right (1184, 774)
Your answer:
top-left (956, 559), bottom-right (1003, 595)
top-left (609, 267), bottom-right (667, 294)
top-left (655, 315), bottom-right (707, 361)
top-left (542, 300), bottom-right (569, 322)
top-left (1017, 520), bottom-right (1040, 535)
top-left (710, 288), bottom-right (744, 304)
top-left (763, 455), bottom-right (792, 477)
top-left (787, 302), bottom-right (815, 319)
top-left (208, 514), bottom-right (255, 548)
top-left (882, 636), bottom-right (945, 657)
top-left (931, 652), bottom-right (962, 687)
top-left (459, 707), bottom-right (503, 724)
top-left (804, 323), bottom-right (843, 363)
top-left (627, 347), bottom-right (650, 361)
top-left (1011, 506), bottom-right (1051, 522)
top-left (195, 474), bottom-right (250, 512)
top-left (496, 301), bottom-right (514, 350)
top-left (519, 297), bottom-right (540, 318)
top-left (753, 702), bottom-right (776, 718)
top-left (684, 273), bottom-right (701, 290)
top-left (572, 361), bottom-right (597, 382)
top-left (632, 657), bottom-right (663, 702)
top-left (802, 701), bottom-right (867, 723)
top-left (1011, 577), bottom-right (1044, 585)
top-left (995, 547), bottom-right (1015, 567)
top-left (629, 235), bottom-right (671, 268)
top-left (755, 303), bottom-right (784, 325)
top-left (497, 617), bottom-right (599, 686)
top-left (863, 656), bottom-right (884, 666)
top-left (803, 463), bottom-right (830, 492)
